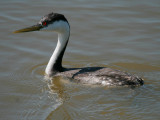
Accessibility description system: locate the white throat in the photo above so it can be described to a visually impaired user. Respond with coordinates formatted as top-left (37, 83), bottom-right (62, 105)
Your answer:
top-left (45, 21), bottom-right (70, 76)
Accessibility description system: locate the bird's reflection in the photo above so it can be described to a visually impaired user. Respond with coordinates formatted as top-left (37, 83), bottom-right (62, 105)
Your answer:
top-left (46, 76), bottom-right (70, 101)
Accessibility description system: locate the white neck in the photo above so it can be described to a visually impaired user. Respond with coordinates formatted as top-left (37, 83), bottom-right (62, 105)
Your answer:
top-left (45, 21), bottom-right (70, 76)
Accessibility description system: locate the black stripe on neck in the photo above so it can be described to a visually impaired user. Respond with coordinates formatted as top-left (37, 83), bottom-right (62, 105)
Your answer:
top-left (52, 37), bottom-right (69, 72)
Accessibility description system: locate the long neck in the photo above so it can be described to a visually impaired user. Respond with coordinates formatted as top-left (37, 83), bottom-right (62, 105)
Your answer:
top-left (45, 28), bottom-right (70, 76)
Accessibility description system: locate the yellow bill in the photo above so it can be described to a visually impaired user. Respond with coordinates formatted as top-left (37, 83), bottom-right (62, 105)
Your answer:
top-left (13, 24), bottom-right (42, 33)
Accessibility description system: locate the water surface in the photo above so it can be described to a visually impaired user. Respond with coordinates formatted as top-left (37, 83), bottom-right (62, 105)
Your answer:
top-left (0, 0), bottom-right (160, 120)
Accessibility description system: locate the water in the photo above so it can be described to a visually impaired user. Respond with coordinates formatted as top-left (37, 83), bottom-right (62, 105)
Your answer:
top-left (0, 0), bottom-right (160, 119)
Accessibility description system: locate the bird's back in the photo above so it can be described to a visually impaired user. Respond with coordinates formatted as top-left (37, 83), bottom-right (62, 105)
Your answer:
top-left (55, 67), bottom-right (144, 86)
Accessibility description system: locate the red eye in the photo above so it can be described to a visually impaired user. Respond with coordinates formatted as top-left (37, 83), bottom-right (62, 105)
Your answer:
top-left (43, 22), bottom-right (47, 26)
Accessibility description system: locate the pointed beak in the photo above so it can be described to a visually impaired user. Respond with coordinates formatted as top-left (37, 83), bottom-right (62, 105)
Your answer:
top-left (13, 24), bottom-right (43, 33)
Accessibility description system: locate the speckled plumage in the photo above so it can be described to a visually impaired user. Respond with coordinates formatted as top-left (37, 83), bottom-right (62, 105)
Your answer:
top-left (55, 67), bottom-right (144, 86)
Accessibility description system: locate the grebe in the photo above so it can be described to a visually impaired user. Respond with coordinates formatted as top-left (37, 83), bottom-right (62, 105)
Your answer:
top-left (14, 12), bottom-right (144, 86)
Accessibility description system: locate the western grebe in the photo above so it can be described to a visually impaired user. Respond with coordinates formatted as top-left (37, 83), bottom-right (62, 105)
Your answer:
top-left (14, 12), bottom-right (144, 86)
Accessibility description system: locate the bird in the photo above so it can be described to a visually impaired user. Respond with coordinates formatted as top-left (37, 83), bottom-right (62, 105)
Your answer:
top-left (14, 12), bottom-right (144, 86)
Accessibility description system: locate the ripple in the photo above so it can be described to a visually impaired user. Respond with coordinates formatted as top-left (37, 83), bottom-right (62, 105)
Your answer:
top-left (29, 63), bottom-right (46, 79)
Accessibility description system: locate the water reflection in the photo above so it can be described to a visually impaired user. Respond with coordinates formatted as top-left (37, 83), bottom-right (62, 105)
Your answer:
top-left (46, 76), bottom-right (70, 102)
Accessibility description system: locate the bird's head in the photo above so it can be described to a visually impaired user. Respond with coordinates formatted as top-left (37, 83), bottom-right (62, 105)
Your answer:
top-left (14, 12), bottom-right (70, 33)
